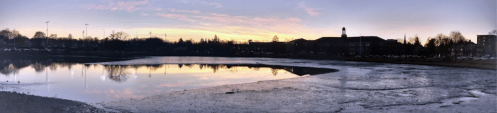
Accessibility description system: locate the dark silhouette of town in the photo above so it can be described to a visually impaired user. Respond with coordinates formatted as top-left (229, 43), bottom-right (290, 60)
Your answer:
top-left (0, 27), bottom-right (496, 69)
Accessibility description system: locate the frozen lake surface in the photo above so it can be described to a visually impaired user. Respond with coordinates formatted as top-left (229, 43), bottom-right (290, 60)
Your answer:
top-left (101, 57), bottom-right (497, 112)
top-left (1, 56), bottom-right (496, 112)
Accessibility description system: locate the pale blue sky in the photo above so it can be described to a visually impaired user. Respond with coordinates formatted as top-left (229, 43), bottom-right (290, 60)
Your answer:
top-left (0, 0), bottom-right (495, 43)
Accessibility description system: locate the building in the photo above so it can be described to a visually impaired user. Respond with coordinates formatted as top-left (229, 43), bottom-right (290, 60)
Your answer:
top-left (315, 27), bottom-right (399, 56)
top-left (477, 35), bottom-right (496, 56)
top-left (286, 27), bottom-right (400, 56)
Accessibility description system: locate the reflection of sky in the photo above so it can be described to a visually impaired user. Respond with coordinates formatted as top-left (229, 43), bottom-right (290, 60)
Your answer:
top-left (0, 64), bottom-right (299, 103)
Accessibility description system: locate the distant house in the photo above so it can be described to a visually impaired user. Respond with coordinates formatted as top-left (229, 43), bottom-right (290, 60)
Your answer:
top-left (477, 35), bottom-right (496, 56)
top-left (451, 41), bottom-right (477, 57)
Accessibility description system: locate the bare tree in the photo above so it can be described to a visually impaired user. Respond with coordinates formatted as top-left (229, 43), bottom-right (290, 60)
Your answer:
top-left (109, 31), bottom-right (130, 40)
top-left (449, 31), bottom-right (465, 44)
top-left (213, 34), bottom-right (220, 43)
top-left (272, 35), bottom-right (279, 42)
top-left (489, 30), bottom-right (497, 35)
top-left (49, 34), bottom-right (57, 39)
top-left (33, 31), bottom-right (46, 38)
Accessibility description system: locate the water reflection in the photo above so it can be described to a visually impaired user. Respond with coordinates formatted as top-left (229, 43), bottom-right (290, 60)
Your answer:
top-left (94, 64), bottom-right (336, 82)
top-left (0, 60), bottom-right (337, 103)
top-left (105, 65), bottom-right (130, 83)
top-left (1, 61), bottom-right (337, 80)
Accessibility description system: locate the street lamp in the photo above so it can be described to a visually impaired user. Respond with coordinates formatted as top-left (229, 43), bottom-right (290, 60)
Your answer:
top-left (102, 29), bottom-right (106, 47)
top-left (46, 21), bottom-right (50, 47)
top-left (46, 21), bottom-right (50, 37)
top-left (85, 24), bottom-right (89, 39)
top-left (102, 29), bottom-right (106, 38)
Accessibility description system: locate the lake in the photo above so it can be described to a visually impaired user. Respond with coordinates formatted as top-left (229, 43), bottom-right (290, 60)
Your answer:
top-left (0, 57), bottom-right (337, 103)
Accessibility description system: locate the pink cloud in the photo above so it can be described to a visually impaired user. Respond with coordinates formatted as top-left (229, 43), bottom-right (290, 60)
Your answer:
top-left (157, 13), bottom-right (196, 22)
top-left (299, 2), bottom-right (320, 16)
top-left (86, 0), bottom-right (149, 12)
top-left (196, 13), bottom-right (301, 28)
top-left (168, 8), bottom-right (201, 14)
top-left (177, 0), bottom-right (222, 8)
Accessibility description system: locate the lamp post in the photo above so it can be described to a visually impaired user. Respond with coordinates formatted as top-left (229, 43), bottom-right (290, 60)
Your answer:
top-left (102, 29), bottom-right (106, 48)
top-left (46, 21), bottom-right (49, 37)
top-left (85, 24), bottom-right (89, 38)
top-left (46, 21), bottom-right (50, 47)
top-left (85, 24), bottom-right (89, 48)
top-left (102, 29), bottom-right (106, 38)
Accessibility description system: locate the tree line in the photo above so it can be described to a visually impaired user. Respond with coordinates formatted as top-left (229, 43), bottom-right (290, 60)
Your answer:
top-left (0, 28), bottom-right (494, 58)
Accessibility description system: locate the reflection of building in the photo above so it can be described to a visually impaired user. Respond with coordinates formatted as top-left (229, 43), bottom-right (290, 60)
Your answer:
top-left (477, 35), bottom-right (496, 56)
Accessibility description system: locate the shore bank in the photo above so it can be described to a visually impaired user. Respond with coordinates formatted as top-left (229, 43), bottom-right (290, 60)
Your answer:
top-left (0, 91), bottom-right (111, 113)
top-left (346, 57), bottom-right (497, 70)
top-left (2, 51), bottom-right (495, 70)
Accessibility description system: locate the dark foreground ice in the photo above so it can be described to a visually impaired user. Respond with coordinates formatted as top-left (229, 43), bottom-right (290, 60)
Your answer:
top-left (98, 57), bottom-right (497, 112)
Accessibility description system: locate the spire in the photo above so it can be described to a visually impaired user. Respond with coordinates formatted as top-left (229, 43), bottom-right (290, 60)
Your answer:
top-left (404, 34), bottom-right (406, 44)
top-left (341, 27), bottom-right (347, 39)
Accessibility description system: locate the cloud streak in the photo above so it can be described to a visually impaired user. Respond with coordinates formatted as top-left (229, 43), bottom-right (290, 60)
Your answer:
top-left (157, 13), bottom-right (196, 22)
top-left (299, 2), bottom-right (320, 16)
top-left (168, 8), bottom-right (201, 14)
top-left (177, 0), bottom-right (223, 8)
top-left (85, 0), bottom-right (149, 12)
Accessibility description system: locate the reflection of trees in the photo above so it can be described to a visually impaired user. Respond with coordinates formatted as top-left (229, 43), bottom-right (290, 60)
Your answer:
top-left (49, 63), bottom-right (58, 71)
top-left (0, 64), bottom-right (19, 75)
top-left (184, 64), bottom-right (192, 68)
top-left (271, 69), bottom-right (278, 76)
top-left (32, 63), bottom-right (47, 73)
top-left (105, 65), bottom-right (130, 83)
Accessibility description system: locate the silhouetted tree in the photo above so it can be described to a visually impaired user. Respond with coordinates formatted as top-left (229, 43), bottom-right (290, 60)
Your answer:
top-left (109, 32), bottom-right (129, 40)
top-left (33, 31), bottom-right (46, 38)
top-left (449, 31), bottom-right (466, 44)
top-left (213, 34), bottom-right (220, 43)
top-left (489, 30), bottom-right (497, 35)
top-left (178, 38), bottom-right (184, 44)
top-left (272, 35), bottom-right (279, 42)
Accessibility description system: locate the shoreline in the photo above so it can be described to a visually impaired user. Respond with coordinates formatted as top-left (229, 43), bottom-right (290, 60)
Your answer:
top-left (0, 91), bottom-right (112, 113)
top-left (1, 51), bottom-right (495, 70)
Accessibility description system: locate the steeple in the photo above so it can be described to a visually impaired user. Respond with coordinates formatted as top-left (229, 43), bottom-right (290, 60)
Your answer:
top-left (404, 34), bottom-right (406, 44)
top-left (341, 27), bottom-right (347, 39)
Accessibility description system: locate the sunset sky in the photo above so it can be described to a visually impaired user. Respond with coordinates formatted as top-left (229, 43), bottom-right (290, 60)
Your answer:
top-left (0, 0), bottom-right (495, 43)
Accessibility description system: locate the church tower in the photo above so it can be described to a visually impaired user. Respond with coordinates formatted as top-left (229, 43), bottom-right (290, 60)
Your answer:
top-left (341, 27), bottom-right (347, 40)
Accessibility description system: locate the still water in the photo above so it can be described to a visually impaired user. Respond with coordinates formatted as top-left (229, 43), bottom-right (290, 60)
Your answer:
top-left (0, 60), bottom-right (336, 103)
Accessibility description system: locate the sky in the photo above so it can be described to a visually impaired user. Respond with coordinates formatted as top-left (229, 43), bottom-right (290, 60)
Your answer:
top-left (0, 0), bottom-right (495, 44)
